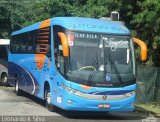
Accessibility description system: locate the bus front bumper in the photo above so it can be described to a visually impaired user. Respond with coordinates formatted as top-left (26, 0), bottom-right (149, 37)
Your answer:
top-left (54, 91), bottom-right (136, 112)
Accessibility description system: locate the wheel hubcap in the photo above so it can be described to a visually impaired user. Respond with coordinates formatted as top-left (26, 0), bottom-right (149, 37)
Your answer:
top-left (3, 76), bottom-right (7, 83)
top-left (16, 81), bottom-right (18, 92)
top-left (47, 92), bottom-right (51, 104)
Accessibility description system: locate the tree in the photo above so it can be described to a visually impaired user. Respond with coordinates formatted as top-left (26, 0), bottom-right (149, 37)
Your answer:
top-left (0, 1), bottom-right (38, 38)
top-left (120, 0), bottom-right (160, 66)
top-left (134, 0), bottom-right (160, 66)
top-left (0, 4), bottom-right (11, 38)
top-left (23, 0), bottom-right (121, 26)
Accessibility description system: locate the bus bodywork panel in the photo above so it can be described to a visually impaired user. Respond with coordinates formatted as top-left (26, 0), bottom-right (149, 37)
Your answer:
top-left (12, 17), bottom-right (130, 36)
top-left (49, 77), bottom-right (136, 111)
top-left (8, 54), bottom-right (53, 99)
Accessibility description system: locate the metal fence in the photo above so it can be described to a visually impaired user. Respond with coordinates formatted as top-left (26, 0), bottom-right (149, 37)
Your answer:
top-left (136, 66), bottom-right (160, 103)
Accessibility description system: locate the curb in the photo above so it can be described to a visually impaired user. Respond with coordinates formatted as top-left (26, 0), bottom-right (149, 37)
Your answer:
top-left (135, 105), bottom-right (160, 118)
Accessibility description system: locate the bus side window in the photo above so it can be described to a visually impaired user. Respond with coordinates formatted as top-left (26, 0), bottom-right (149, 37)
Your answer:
top-left (0, 46), bottom-right (8, 61)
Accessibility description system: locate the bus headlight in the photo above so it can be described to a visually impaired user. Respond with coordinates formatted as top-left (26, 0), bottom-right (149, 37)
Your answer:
top-left (63, 84), bottom-right (84, 97)
top-left (125, 91), bottom-right (135, 97)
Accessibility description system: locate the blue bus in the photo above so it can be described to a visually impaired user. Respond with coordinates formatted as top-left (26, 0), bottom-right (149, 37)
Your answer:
top-left (8, 17), bottom-right (147, 112)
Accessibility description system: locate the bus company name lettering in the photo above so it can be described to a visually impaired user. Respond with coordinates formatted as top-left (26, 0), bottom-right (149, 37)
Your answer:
top-left (31, 62), bottom-right (49, 72)
top-left (74, 33), bottom-right (98, 39)
top-left (71, 24), bottom-right (121, 31)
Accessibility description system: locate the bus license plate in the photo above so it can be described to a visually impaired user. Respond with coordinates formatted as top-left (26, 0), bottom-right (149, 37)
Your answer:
top-left (98, 104), bottom-right (110, 108)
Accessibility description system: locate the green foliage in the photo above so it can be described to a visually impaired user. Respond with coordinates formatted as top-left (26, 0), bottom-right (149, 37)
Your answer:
top-left (0, 1), bottom-right (36, 38)
top-left (117, 0), bottom-right (160, 66)
top-left (0, 4), bottom-right (11, 38)
top-left (123, 0), bottom-right (160, 66)
top-left (23, 0), bottom-right (121, 26)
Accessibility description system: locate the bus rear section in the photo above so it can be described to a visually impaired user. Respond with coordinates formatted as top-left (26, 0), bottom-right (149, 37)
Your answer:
top-left (0, 39), bottom-right (9, 86)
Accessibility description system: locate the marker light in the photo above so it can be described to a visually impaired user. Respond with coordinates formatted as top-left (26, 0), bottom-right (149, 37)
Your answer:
top-left (63, 84), bottom-right (84, 97)
top-left (124, 91), bottom-right (135, 97)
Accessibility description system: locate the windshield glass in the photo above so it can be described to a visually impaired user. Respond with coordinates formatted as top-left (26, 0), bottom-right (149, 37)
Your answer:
top-left (103, 36), bottom-right (133, 73)
top-left (66, 31), bottom-right (135, 87)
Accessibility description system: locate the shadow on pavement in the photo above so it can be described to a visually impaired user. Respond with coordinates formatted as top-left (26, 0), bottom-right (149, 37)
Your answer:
top-left (12, 89), bottom-right (142, 121)
top-left (13, 89), bottom-right (46, 107)
top-left (56, 110), bottom-right (142, 120)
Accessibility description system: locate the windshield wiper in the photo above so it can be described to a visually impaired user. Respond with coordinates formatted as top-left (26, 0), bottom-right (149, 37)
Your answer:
top-left (87, 52), bottom-right (99, 86)
top-left (103, 35), bottom-right (124, 86)
top-left (108, 51), bottom-right (124, 86)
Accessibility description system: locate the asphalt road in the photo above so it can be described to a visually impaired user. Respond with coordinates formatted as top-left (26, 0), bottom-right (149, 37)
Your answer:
top-left (0, 86), bottom-right (158, 122)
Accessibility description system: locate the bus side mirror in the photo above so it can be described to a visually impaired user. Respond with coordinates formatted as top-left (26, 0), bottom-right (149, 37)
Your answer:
top-left (58, 32), bottom-right (69, 57)
top-left (132, 38), bottom-right (147, 61)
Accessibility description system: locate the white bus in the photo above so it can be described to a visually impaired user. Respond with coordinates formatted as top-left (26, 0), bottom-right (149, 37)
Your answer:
top-left (0, 39), bottom-right (10, 86)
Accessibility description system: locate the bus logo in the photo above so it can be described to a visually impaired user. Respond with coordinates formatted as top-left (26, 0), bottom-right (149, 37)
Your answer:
top-left (102, 95), bottom-right (107, 100)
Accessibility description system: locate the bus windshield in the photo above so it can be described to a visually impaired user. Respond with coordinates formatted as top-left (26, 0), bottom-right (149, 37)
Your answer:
top-left (65, 31), bottom-right (135, 87)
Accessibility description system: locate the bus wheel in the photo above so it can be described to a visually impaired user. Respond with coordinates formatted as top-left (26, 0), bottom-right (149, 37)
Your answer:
top-left (15, 79), bottom-right (21, 96)
top-left (1, 73), bottom-right (8, 86)
top-left (45, 87), bottom-right (55, 112)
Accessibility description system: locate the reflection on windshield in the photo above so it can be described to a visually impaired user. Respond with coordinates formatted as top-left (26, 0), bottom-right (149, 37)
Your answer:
top-left (66, 32), bottom-right (135, 87)
top-left (103, 36), bottom-right (133, 74)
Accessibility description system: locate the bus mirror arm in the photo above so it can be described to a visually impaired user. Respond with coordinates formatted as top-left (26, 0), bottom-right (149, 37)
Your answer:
top-left (58, 32), bottom-right (69, 57)
top-left (132, 38), bottom-right (147, 61)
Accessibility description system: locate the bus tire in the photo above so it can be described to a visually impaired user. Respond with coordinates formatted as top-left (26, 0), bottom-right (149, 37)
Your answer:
top-left (45, 86), bottom-right (55, 112)
top-left (15, 79), bottom-right (21, 96)
top-left (1, 73), bottom-right (8, 86)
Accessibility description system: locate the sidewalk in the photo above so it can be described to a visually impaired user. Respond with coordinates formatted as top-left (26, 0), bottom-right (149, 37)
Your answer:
top-left (136, 103), bottom-right (160, 118)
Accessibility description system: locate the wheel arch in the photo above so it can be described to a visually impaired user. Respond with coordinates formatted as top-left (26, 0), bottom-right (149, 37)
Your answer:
top-left (1, 72), bottom-right (7, 79)
top-left (44, 81), bottom-right (50, 99)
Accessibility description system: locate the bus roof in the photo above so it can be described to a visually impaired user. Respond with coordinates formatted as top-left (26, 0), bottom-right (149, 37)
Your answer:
top-left (11, 17), bottom-right (130, 36)
top-left (0, 39), bottom-right (10, 45)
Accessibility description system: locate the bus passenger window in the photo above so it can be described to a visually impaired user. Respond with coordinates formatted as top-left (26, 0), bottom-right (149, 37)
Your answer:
top-left (0, 46), bottom-right (8, 61)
